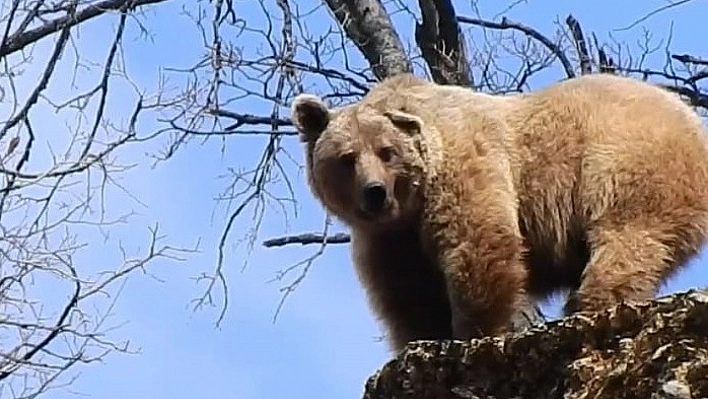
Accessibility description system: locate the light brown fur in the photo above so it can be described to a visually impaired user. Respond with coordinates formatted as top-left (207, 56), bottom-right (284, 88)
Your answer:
top-left (290, 73), bottom-right (708, 352)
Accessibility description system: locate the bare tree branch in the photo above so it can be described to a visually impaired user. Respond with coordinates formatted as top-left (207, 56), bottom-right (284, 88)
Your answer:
top-left (0, 0), bottom-right (168, 58)
top-left (566, 14), bottom-right (593, 75)
top-left (457, 15), bottom-right (577, 79)
top-left (209, 109), bottom-right (292, 131)
top-left (323, 0), bottom-right (411, 80)
top-left (661, 84), bottom-right (708, 109)
top-left (263, 232), bottom-right (351, 247)
top-left (672, 54), bottom-right (708, 66)
top-left (592, 33), bottom-right (617, 74)
top-left (615, 0), bottom-right (697, 32)
top-left (415, 0), bottom-right (473, 86)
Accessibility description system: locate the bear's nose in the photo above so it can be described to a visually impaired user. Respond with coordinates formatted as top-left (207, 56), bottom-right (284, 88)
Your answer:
top-left (362, 182), bottom-right (387, 213)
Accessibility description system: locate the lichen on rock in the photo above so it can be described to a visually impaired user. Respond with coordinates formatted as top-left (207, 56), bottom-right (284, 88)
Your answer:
top-left (362, 290), bottom-right (708, 399)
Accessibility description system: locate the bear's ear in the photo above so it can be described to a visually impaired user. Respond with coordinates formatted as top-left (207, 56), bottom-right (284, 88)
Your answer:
top-left (291, 94), bottom-right (330, 143)
top-left (384, 109), bottom-right (423, 136)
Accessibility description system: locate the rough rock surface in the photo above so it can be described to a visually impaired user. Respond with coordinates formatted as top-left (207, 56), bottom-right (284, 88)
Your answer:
top-left (362, 290), bottom-right (708, 399)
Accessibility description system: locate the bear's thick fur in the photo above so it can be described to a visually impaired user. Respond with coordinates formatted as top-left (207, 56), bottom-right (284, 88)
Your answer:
top-left (290, 73), bottom-right (708, 352)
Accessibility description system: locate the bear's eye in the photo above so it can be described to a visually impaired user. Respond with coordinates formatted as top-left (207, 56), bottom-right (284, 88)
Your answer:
top-left (338, 152), bottom-right (357, 168)
top-left (378, 147), bottom-right (397, 162)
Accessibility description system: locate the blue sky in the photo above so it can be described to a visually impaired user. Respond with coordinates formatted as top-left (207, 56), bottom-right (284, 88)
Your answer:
top-left (7, 1), bottom-right (707, 398)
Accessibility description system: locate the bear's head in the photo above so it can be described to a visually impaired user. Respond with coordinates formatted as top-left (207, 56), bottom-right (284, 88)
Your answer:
top-left (290, 94), bottom-right (428, 230)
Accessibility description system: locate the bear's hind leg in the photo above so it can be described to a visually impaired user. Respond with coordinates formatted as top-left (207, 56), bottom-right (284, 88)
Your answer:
top-left (563, 219), bottom-right (707, 316)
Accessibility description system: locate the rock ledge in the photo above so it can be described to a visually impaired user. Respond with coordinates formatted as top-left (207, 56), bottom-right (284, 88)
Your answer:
top-left (363, 290), bottom-right (708, 399)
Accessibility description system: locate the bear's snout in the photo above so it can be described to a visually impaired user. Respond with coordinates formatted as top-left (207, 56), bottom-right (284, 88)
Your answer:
top-left (361, 181), bottom-right (388, 214)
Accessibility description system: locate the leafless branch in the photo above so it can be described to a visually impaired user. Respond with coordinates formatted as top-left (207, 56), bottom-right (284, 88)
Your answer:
top-left (565, 15), bottom-right (593, 75)
top-left (0, 0), bottom-right (168, 58)
top-left (661, 84), bottom-right (708, 109)
top-left (415, 0), bottom-right (473, 86)
top-left (615, 0), bottom-right (697, 32)
top-left (672, 54), bottom-right (708, 67)
top-left (457, 15), bottom-right (577, 79)
top-left (263, 232), bottom-right (351, 247)
top-left (593, 33), bottom-right (617, 74)
top-left (323, 0), bottom-right (412, 80)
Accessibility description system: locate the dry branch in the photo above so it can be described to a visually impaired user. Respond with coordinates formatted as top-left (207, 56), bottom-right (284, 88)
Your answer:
top-left (415, 0), bottom-right (473, 86)
top-left (323, 0), bottom-right (411, 80)
top-left (209, 109), bottom-right (292, 131)
top-left (672, 54), bottom-right (708, 66)
top-left (0, 0), bottom-right (168, 58)
top-left (566, 14), bottom-right (593, 75)
top-left (263, 232), bottom-right (351, 247)
top-left (592, 33), bottom-right (616, 74)
top-left (457, 15), bottom-right (577, 79)
top-left (661, 85), bottom-right (708, 109)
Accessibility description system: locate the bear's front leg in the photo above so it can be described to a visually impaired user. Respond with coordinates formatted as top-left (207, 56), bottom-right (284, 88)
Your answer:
top-left (424, 156), bottom-right (528, 341)
top-left (350, 228), bottom-right (454, 352)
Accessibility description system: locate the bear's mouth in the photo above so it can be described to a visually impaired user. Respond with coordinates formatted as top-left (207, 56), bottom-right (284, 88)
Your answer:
top-left (355, 201), bottom-right (397, 224)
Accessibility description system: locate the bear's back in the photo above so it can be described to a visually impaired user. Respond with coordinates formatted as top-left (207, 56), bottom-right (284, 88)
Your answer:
top-left (521, 74), bottom-right (706, 143)
top-left (509, 74), bottom-right (708, 297)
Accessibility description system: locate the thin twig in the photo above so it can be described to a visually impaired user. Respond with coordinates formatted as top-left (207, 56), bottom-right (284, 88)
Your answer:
top-left (457, 15), bottom-right (576, 79)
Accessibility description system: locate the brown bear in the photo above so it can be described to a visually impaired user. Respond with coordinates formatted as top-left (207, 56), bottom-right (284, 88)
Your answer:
top-left (290, 72), bottom-right (708, 352)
